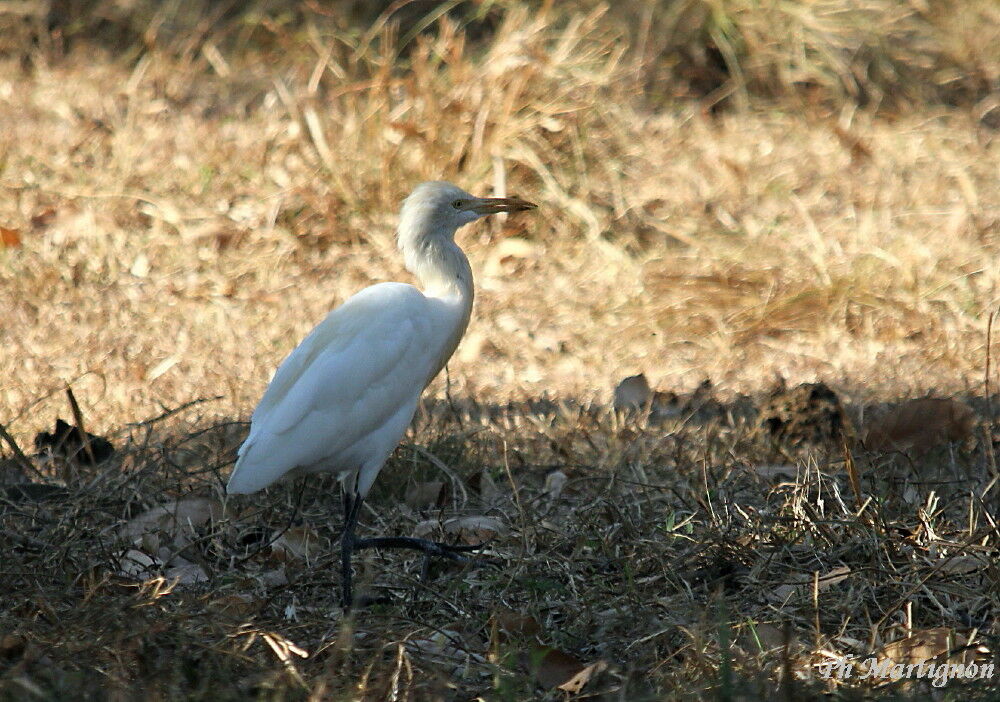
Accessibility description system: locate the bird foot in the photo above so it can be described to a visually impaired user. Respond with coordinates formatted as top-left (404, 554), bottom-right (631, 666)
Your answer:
top-left (341, 535), bottom-right (498, 610)
top-left (352, 536), bottom-right (487, 563)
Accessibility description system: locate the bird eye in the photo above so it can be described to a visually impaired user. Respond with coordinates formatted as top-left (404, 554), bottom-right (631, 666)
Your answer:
top-left (451, 199), bottom-right (463, 209)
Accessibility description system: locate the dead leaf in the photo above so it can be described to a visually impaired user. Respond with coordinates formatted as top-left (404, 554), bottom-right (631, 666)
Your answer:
top-left (406, 628), bottom-right (480, 664)
top-left (414, 515), bottom-right (504, 544)
top-left (0, 227), bottom-right (21, 247)
top-left (749, 622), bottom-right (786, 651)
top-left (484, 237), bottom-right (538, 277)
top-left (210, 593), bottom-right (262, 618)
top-left (30, 207), bottom-right (57, 229)
top-left (543, 470), bottom-right (567, 500)
top-left (558, 658), bottom-right (608, 692)
top-left (405, 480), bottom-right (446, 510)
top-left (270, 526), bottom-right (324, 563)
top-left (130, 253), bottom-right (150, 277)
top-left (121, 497), bottom-right (223, 548)
top-left (117, 499), bottom-right (223, 584)
top-left (815, 565), bottom-right (851, 591)
top-left (613, 374), bottom-right (652, 411)
top-left (260, 566), bottom-right (289, 587)
top-left (534, 647), bottom-right (607, 692)
top-left (864, 398), bottom-right (976, 454)
top-left (118, 548), bottom-right (160, 578)
top-left (754, 464), bottom-right (799, 479)
top-left (489, 609), bottom-right (605, 692)
top-left (874, 628), bottom-right (988, 668)
top-left (164, 559), bottom-right (209, 585)
top-left (469, 469), bottom-right (503, 507)
top-left (937, 554), bottom-right (983, 574)
top-left (770, 566), bottom-right (849, 600)
top-left (492, 608), bottom-right (541, 639)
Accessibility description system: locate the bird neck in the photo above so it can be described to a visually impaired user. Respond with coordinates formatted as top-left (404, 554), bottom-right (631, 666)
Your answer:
top-left (399, 233), bottom-right (475, 306)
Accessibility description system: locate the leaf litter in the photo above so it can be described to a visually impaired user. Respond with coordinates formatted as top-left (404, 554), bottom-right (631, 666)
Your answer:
top-left (4, 377), bottom-right (1000, 698)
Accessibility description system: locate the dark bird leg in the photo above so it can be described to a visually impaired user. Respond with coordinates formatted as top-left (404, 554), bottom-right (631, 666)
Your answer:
top-left (353, 536), bottom-right (484, 561)
top-left (340, 489), bottom-right (364, 610)
top-left (339, 489), bottom-right (493, 609)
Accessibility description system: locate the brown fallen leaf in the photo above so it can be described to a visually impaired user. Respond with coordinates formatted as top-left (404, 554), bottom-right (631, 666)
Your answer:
top-left (470, 468), bottom-right (504, 508)
top-left (863, 398), bottom-right (976, 454)
top-left (270, 526), bottom-right (325, 563)
top-left (405, 480), bottom-right (446, 510)
top-left (30, 207), bottom-right (57, 230)
top-left (754, 464), bottom-right (799, 479)
top-left (492, 608), bottom-right (541, 640)
top-left (489, 608), bottom-right (606, 693)
top-left (0, 226), bottom-right (21, 247)
top-left (164, 559), bottom-right (209, 585)
top-left (613, 373), bottom-right (652, 411)
top-left (414, 515), bottom-right (504, 544)
top-left (210, 593), bottom-right (263, 619)
top-left (770, 565), bottom-right (850, 600)
top-left (558, 659), bottom-right (608, 693)
top-left (748, 622), bottom-right (786, 652)
top-left (534, 647), bottom-right (607, 692)
top-left (120, 497), bottom-right (223, 550)
top-left (873, 627), bottom-right (988, 669)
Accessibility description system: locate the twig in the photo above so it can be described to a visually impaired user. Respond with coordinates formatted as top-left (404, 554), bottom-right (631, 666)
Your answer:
top-left (0, 421), bottom-right (45, 480)
top-left (987, 311), bottom-right (995, 417)
top-left (413, 445), bottom-right (469, 506)
top-left (127, 396), bottom-right (224, 427)
top-left (985, 309), bottom-right (998, 479)
top-left (501, 440), bottom-right (530, 554)
top-left (233, 479), bottom-right (307, 566)
top-left (6, 370), bottom-right (106, 427)
top-left (66, 387), bottom-right (96, 465)
top-left (871, 531), bottom-right (984, 635)
top-left (842, 437), bottom-right (866, 514)
top-left (443, 365), bottom-right (465, 432)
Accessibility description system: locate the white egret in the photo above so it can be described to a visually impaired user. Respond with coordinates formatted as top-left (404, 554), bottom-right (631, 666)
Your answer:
top-left (226, 181), bottom-right (536, 607)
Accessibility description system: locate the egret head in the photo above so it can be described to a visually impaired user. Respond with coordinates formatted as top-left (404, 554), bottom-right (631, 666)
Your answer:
top-left (399, 181), bottom-right (536, 241)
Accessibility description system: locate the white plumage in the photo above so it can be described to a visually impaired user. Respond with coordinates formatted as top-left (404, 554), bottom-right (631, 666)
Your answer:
top-left (226, 181), bottom-right (535, 607)
top-left (228, 283), bottom-right (445, 495)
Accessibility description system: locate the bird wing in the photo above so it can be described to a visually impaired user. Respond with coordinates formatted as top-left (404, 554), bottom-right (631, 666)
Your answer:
top-left (228, 283), bottom-right (436, 493)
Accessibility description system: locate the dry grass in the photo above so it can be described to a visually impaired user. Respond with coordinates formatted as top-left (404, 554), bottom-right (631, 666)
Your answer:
top-left (3, 0), bottom-right (1000, 698)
